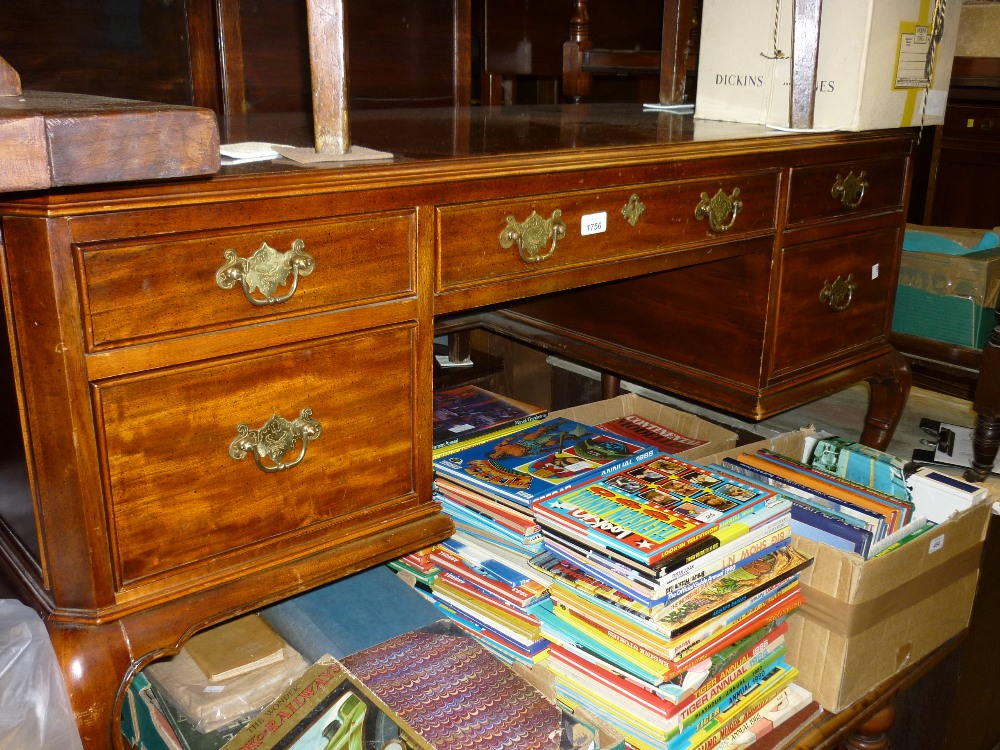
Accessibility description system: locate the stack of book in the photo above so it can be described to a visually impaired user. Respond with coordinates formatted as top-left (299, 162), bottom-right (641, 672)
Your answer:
top-left (422, 414), bottom-right (657, 666)
top-left (524, 452), bottom-right (815, 750)
top-left (124, 615), bottom-right (309, 750)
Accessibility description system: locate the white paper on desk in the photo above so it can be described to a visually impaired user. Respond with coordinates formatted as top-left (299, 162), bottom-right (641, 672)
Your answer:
top-left (219, 142), bottom-right (290, 162)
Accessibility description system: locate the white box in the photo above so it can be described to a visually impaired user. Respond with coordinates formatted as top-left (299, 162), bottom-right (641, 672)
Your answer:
top-left (695, 0), bottom-right (962, 131)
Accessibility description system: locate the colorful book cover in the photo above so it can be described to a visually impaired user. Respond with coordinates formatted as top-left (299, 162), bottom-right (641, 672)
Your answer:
top-left (550, 548), bottom-right (808, 647)
top-left (750, 450), bottom-right (914, 531)
top-left (533, 454), bottom-right (776, 567)
top-left (434, 417), bottom-right (657, 508)
top-left (596, 413), bottom-right (709, 454)
top-left (432, 384), bottom-right (547, 451)
top-left (428, 547), bottom-right (549, 608)
top-left (714, 683), bottom-right (816, 749)
top-left (220, 656), bottom-right (435, 750)
top-left (341, 619), bottom-right (599, 750)
top-left (674, 660), bottom-right (799, 750)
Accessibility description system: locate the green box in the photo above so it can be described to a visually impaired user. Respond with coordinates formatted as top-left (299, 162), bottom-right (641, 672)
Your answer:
top-left (892, 241), bottom-right (1000, 350)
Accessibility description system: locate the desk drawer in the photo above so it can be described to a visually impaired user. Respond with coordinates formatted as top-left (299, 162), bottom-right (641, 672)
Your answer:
top-left (786, 156), bottom-right (907, 227)
top-left (79, 210), bottom-right (415, 349)
top-left (436, 171), bottom-right (778, 293)
top-left (97, 324), bottom-right (418, 590)
top-left (770, 226), bottom-right (901, 376)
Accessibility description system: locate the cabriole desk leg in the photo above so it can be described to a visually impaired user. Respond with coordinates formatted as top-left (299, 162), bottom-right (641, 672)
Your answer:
top-left (46, 620), bottom-right (134, 750)
top-left (861, 350), bottom-right (912, 451)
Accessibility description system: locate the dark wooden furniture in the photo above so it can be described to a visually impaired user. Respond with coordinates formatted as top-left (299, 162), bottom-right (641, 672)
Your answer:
top-left (923, 56), bottom-right (1000, 229)
top-left (562, 0), bottom-right (701, 104)
top-left (0, 103), bottom-right (917, 748)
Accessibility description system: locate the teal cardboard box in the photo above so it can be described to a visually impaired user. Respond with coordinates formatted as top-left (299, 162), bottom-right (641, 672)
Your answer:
top-left (892, 226), bottom-right (1000, 349)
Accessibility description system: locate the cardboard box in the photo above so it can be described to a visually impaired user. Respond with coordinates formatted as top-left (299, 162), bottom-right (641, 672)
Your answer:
top-left (695, 0), bottom-right (962, 130)
top-left (548, 393), bottom-right (737, 460)
top-left (696, 429), bottom-right (992, 712)
top-left (893, 226), bottom-right (1000, 349)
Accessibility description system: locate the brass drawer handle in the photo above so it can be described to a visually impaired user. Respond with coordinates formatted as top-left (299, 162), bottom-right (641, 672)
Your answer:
top-left (695, 188), bottom-right (742, 233)
top-left (499, 209), bottom-right (567, 263)
top-left (215, 239), bottom-right (315, 306)
top-left (622, 193), bottom-right (646, 226)
top-left (831, 171), bottom-right (867, 209)
top-left (228, 408), bottom-right (322, 473)
top-left (819, 273), bottom-right (856, 312)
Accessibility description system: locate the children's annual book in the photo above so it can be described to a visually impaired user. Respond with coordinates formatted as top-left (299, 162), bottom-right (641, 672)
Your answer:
top-left (532, 454), bottom-right (777, 568)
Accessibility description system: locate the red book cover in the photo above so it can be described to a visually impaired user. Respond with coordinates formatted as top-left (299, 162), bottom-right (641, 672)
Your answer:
top-left (597, 414), bottom-right (709, 454)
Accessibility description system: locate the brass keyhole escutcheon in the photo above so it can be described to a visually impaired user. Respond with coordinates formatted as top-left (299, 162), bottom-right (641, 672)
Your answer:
top-left (499, 209), bottom-right (567, 263)
top-left (831, 171), bottom-right (868, 209)
top-left (819, 273), bottom-right (857, 312)
top-left (694, 188), bottom-right (742, 233)
top-left (622, 193), bottom-right (646, 226)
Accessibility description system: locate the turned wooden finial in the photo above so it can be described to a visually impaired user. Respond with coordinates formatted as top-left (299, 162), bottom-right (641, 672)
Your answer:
top-left (1, 55), bottom-right (22, 96)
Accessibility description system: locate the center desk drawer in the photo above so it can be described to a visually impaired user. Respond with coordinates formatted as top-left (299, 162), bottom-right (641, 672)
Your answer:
top-left (95, 324), bottom-right (418, 592)
top-left (436, 172), bottom-right (778, 293)
top-left (79, 210), bottom-right (415, 349)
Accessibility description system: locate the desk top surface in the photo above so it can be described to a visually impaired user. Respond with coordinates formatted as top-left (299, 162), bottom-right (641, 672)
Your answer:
top-left (1, 103), bottom-right (917, 213)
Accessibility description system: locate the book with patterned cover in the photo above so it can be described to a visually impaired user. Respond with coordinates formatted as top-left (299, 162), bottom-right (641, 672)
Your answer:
top-left (341, 619), bottom-right (600, 750)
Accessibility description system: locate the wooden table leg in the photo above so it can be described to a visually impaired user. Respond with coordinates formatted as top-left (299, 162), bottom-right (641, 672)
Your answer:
top-left (860, 349), bottom-right (912, 451)
top-left (966, 310), bottom-right (1000, 482)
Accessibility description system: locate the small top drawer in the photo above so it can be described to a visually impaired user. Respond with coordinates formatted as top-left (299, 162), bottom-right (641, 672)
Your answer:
top-left (942, 103), bottom-right (1000, 144)
top-left (78, 210), bottom-right (416, 349)
top-left (786, 156), bottom-right (908, 227)
top-left (436, 171), bottom-right (778, 294)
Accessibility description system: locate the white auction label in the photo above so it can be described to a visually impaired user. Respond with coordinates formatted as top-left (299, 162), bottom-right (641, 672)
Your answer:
top-left (581, 212), bottom-right (607, 236)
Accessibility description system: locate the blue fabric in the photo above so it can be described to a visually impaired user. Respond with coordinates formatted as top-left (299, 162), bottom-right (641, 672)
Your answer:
top-left (260, 564), bottom-right (441, 661)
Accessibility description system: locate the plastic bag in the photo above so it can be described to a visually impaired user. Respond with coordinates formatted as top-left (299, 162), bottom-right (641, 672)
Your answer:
top-left (0, 600), bottom-right (84, 750)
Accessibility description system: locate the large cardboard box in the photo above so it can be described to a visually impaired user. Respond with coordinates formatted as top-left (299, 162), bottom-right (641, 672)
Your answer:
top-left (697, 429), bottom-right (992, 713)
top-left (548, 393), bottom-right (737, 460)
top-left (695, 0), bottom-right (962, 130)
top-left (892, 226), bottom-right (1000, 349)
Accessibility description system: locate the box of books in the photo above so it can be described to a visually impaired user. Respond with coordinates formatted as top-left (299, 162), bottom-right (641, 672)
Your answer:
top-left (696, 428), bottom-right (993, 712)
top-left (548, 393), bottom-right (737, 460)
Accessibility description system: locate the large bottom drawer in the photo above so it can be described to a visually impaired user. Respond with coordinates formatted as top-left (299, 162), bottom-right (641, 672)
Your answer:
top-left (96, 323), bottom-right (420, 591)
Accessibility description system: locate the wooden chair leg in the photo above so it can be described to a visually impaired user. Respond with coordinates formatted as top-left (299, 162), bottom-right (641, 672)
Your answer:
top-left (966, 305), bottom-right (1000, 481)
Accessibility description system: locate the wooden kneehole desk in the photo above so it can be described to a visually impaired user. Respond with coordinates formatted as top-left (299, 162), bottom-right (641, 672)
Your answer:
top-left (0, 104), bottom-right (920, 748)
